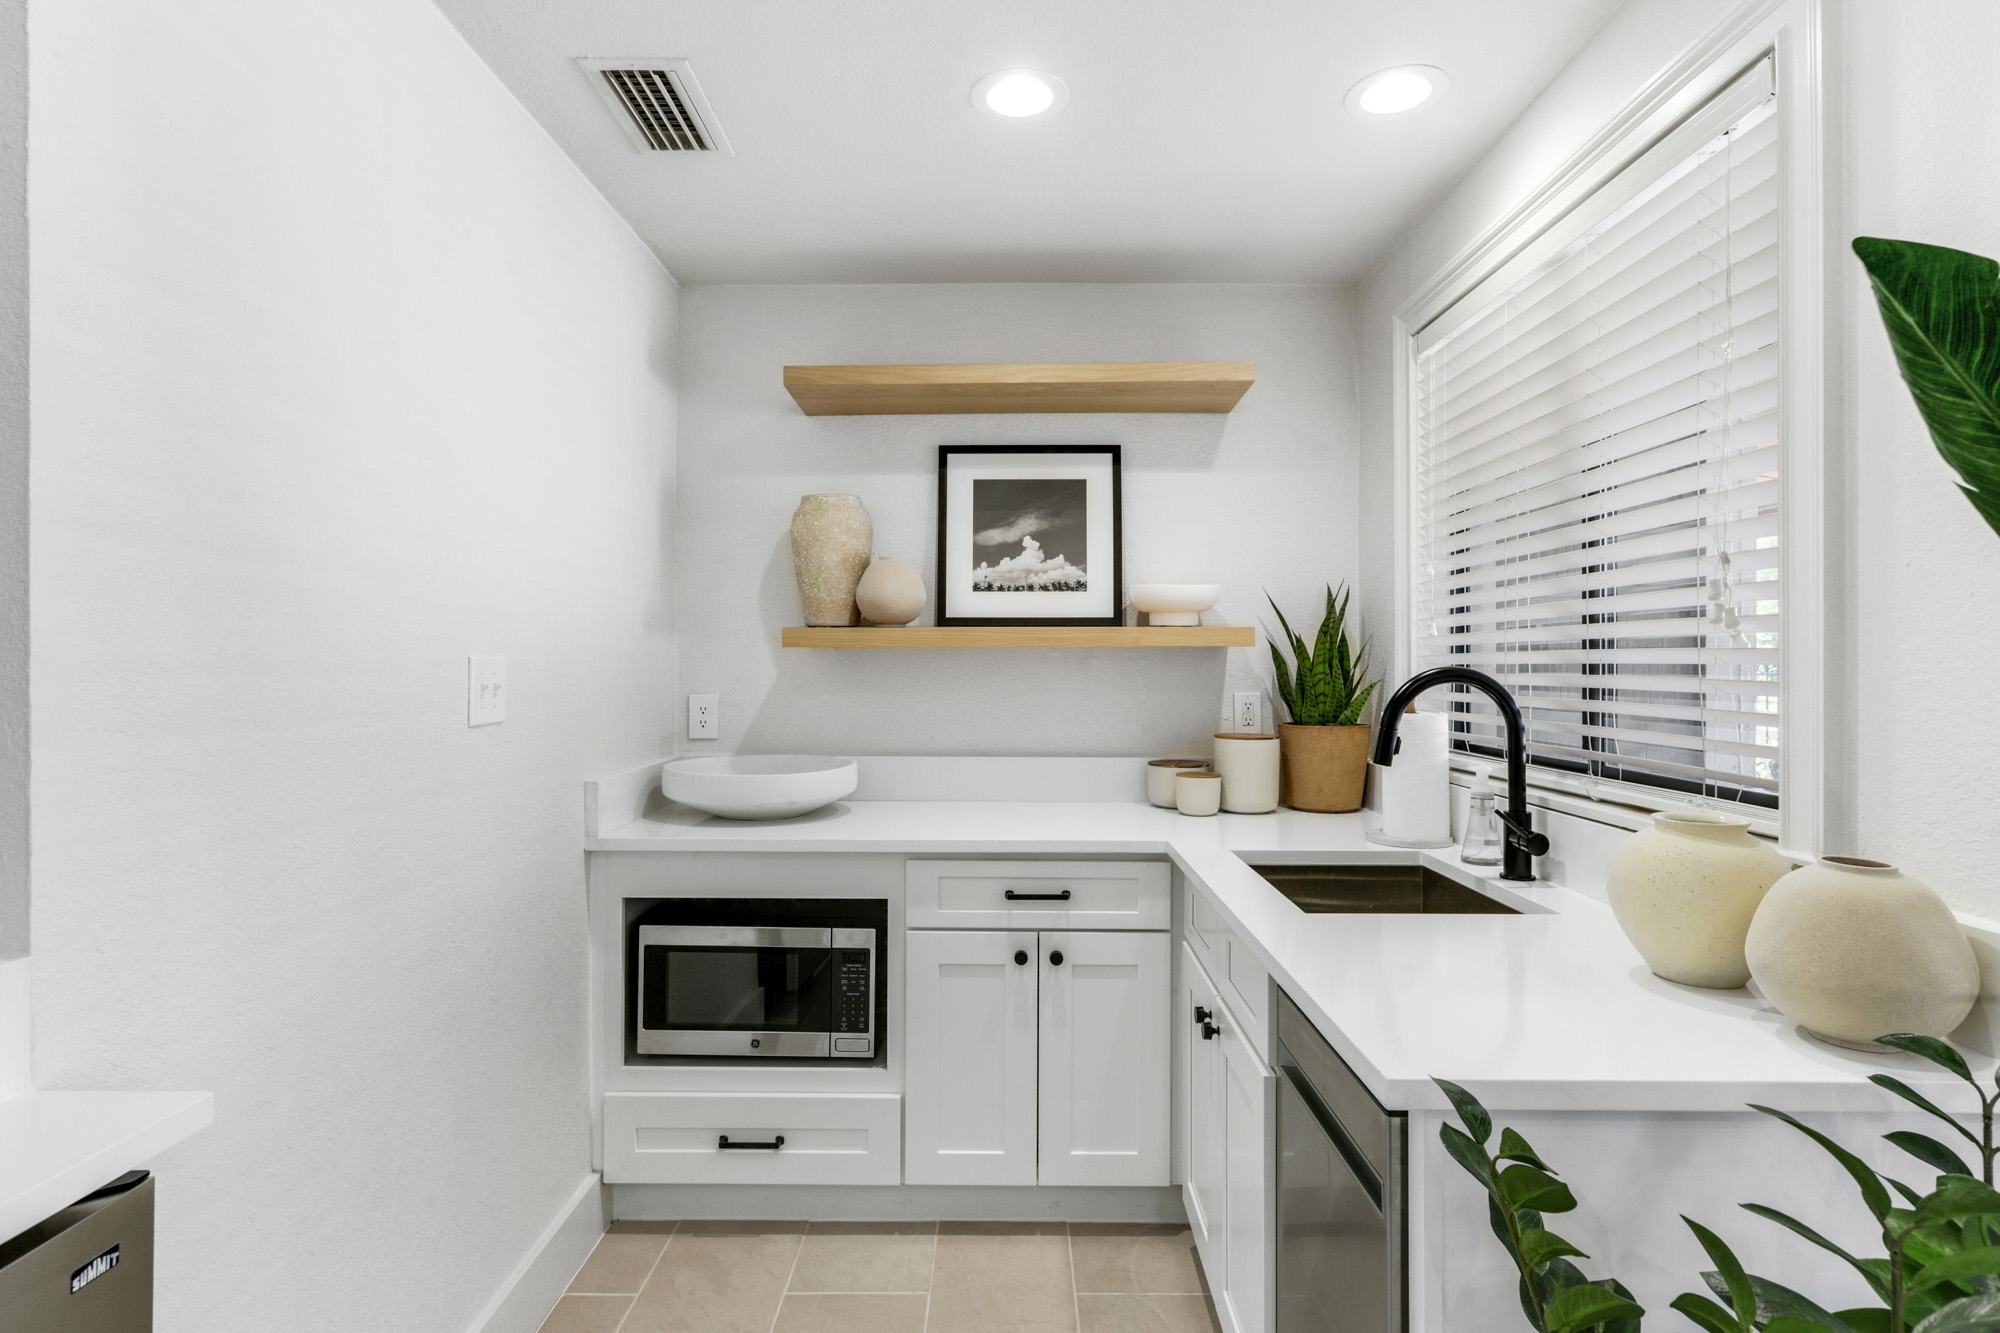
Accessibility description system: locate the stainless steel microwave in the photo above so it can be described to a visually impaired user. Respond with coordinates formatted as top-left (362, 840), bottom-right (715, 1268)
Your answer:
top-left (635, 921), bottom-right (877, 1058)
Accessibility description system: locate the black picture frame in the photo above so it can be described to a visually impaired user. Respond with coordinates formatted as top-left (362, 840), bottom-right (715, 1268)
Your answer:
top-left (935, 445), bottom-right (1123, 627)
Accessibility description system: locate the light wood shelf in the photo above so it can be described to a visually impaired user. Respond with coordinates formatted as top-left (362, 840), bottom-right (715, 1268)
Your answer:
top-left (782, 361), bottom-right (1256, 416)
top-left (782, 625), bottom-right (1256, 649)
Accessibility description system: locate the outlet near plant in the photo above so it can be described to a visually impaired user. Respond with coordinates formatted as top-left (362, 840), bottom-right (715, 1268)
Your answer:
top-left (1231, 691), bottom-right (1261, 732)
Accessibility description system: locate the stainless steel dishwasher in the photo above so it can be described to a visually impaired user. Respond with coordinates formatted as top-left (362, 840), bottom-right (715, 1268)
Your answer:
top-left (1275, 989), bottom-right (1405, 1333)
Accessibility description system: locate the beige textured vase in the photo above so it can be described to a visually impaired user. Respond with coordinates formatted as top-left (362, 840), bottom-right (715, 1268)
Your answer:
top-left (790, 495), bottom-right (873, 627)
top-left (1605, 812), bottom-right (1792, 989)
top-left (1278, 724), bottom-right (1370, 813)
top-left (1745, 857), bottom-right (1981, 1051)
top-left (855, 558), bottom-right (926, 625)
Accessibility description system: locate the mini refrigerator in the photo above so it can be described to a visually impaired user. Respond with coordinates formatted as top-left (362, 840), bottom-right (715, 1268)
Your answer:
top-left (0, 1170), bottom-right (153, 1330)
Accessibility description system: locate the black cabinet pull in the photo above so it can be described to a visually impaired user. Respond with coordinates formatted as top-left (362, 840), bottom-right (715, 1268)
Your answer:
top-left (1004, 889), bottom-right (1073, 901)
top-left (1014, 950), bottom-right (1029, 965)
top-left (1194, 1006), bottom-right (1212, 1025)
top-left (1049, 950), bottom-right (1065, 966)
top-left (1201, 1020), bottom-right (1220, 1041)
top-left (718, 1135), bottom-right (785, 1151)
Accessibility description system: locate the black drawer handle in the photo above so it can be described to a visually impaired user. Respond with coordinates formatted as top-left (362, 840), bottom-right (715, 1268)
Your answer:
top-left (1014, 949), bottom-right (1030, 965)
top-left (1194, 1006), bottom-right (1212, 1025)
top-left (718, 1135), bottom-right (785, 1151)
top-left (1202, 1020), bottom-right (1221, 1041)
top-left (1049, 950), bottom-right (1065, 967)
top-left (1004, 888), bottom-right (1073, 901)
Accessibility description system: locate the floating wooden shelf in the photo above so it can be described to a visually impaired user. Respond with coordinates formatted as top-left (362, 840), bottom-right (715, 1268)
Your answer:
top-left (782, 626), bottom-right (1256, 649)
top-left (782, 361), bottom-right (1256, 416)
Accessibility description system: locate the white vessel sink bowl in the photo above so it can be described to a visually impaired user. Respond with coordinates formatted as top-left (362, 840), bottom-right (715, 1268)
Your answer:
top-left (661, 755), bottom-right (858, 820)
top-left (1130, 583), bottom-right (1221, 626)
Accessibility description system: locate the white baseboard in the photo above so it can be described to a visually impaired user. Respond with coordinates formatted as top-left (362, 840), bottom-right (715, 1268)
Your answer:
top-left (611, 1183), bottom-right (1184, 1224)
top-left (468, 1173), bottom-right (606, 1333)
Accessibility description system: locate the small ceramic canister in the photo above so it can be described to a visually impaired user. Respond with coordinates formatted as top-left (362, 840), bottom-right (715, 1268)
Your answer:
top-left (1147, 759), bottom-right (1209, 808)
top-left (1213, 733), bottom-right (1280, 814)
top-left (1176, 771), bottom-right (1223, 817)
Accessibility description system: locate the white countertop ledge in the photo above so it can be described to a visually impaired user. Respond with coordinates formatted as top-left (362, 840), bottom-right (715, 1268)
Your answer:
top-left (590, 799), bottom-right (1973, 1116)
top-left (0, 1090), bottom-right (214, 1243)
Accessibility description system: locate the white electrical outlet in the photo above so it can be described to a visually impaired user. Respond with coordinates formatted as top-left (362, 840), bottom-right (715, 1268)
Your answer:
top-left (688, 693), bottom-right (719, 740)
top-left (468, 657), bottom-right (506, 726)
top-left (1232, 691), bottom-right (1261, 732)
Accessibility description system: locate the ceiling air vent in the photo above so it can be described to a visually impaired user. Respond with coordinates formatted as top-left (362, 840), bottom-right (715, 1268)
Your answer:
top-left (577, 58), bottom-right (734, 156)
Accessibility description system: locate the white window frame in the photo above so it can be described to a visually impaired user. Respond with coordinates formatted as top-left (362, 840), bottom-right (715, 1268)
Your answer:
top-left (1388, 0), bottom-right (1829, 857)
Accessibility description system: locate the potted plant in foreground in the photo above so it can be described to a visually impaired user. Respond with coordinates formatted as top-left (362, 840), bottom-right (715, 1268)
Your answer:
top-left (1266, 584), bottom-right (1377, 813)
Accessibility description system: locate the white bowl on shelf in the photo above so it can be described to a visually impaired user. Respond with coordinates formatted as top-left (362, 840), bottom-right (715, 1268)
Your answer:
top-left (1129, 584), bottom-right (1222, 626)
top-left (661, 755), bottom-right (858, 820)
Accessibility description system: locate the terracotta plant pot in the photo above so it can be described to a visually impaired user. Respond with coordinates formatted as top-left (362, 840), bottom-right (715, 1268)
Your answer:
top-left (1278, 723), bottom-right (1371, 813)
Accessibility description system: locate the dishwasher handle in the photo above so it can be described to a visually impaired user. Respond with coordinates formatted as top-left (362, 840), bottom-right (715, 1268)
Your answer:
top-left (1279, 1047), bottom-right (1385, 1212)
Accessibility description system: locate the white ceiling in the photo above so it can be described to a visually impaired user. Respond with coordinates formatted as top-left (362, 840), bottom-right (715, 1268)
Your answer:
top-left (433, 0), bottom-right (1626, 285)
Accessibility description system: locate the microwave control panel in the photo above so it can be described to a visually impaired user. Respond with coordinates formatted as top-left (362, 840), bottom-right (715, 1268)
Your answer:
top-left (834, 949), bottom-right (871, 1034)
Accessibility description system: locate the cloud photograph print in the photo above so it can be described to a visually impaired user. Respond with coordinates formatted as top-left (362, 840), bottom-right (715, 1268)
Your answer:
top-left (970, 478), bottom-right (1089, 592)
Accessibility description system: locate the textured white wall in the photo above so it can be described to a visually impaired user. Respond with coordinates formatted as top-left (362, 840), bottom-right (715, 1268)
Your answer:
top-left (1843, 0), bottom-right (2000, 915)
top-left (28, 2), bottom-right (678, 1331)
top-left (676, 283), bottom-right (1357, 758)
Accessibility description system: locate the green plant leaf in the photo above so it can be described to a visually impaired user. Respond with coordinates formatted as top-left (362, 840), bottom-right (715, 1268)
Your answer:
top-left (1767, 1320), bottom-right (1851, 1333)
top-left (1600, 1278), bottom-right (1645, 1333)
top-left (1893, 1133), bottom-right (1980, 1180)
top-left (1874, 1075), bottom-right (1984, 1145)
top-left (1852, 237), bottom-right (2000, 541)
top-left (1911, 1247), bottom-right (2000, 1291)
top-left (1917, 1180), bottom-right (2000, 1226)
top-left (1835, 1309), bottom-right (1894, 1333)
top-left (1544, 1282), bottom-right (1645, 1333)
top-left (1674, 1293), bottom-right (1745, 1333)
top-left (1684, 1217), bottom-right (1757, 1329)
top-left (1751, 1278), bottom-right (1860, 1333)
top-left (1913, 1291), bottom-right (2000, 1333)
top-left (1742, 1204), bottom-right (1889, 1299)
top-left (1752, 1105), bottom-right (1895, 1220)
top-left (1499, 1163), bottom-right (1578, 1214)
top-left (1435, 1078), bottom-right (1493, 1145)
top-left (1268, 639), bottom-right (1299, 723)
top-left (1519, 1228), bottom-right (1588, 1270)
top-left (1878, 1034), bottom-right (1978, 1083)
top-left (1441, 1122), bottom-right (1494, 1185)
top-left (1498, 1127), bottom-right (1553, 1171)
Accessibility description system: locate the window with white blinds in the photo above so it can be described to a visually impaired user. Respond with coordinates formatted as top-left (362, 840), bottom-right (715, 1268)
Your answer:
top-left (1410, 60), bottom-right (1781, 813)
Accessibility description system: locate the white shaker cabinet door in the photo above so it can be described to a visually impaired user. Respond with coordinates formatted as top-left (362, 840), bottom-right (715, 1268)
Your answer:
top-left (1219, 1006), bottom-right (1274, 1333)
top-left (903, 928), bottom-right (1039, 1186)
top-left (1182, 944), bottom-right (1229, 1275)
top-left (1037, 930), bottom-right (1171, 1187)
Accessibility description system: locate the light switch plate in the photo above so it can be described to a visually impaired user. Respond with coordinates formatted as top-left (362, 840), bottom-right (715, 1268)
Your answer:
top-left (468, 657), bottom-right (505, 726)
top-left (1232, 691), bottom-right (1261, 732)
top-left (688, 694), bottom-right (719, 740)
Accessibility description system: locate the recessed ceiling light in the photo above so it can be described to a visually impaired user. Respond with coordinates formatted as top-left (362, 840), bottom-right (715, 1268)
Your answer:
top-left (971, 69), bottom-right (1069, 121)
top-left (1345, 65), bottom-right (1450, 118)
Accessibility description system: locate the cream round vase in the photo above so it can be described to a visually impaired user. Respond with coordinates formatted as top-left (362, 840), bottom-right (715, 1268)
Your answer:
top-left (1746, 857), bottom-right (1980, 1050)
top-left (1605, 812), bottom-right (1791, 988)
top-left (790, 495), bottom-right (874, 626)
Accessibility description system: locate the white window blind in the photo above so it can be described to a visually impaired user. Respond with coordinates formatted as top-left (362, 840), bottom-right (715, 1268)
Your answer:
top-left (1410, 60), bottom-right (1781, 814)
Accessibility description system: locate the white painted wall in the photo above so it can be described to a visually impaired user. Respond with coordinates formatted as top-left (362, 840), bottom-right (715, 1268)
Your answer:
top-left (28, 1), bottom-right (678, 1330)
top-left (1842, 0), bottom-right (2000, 917)
top-left (0, 0), bottom-right (24, 960)
top-left (675, 283), bottom-right (1357, 758)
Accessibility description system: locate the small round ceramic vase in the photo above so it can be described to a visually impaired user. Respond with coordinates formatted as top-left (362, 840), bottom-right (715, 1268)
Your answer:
top-left (1605, 811), bottom-right (1791, 988)
top-left (855, 558), bottom-right (926, 625)
top-left (1746, 857), bottom-right (1980, 1051)
top-left (790, 495), bottom-right (873, 626)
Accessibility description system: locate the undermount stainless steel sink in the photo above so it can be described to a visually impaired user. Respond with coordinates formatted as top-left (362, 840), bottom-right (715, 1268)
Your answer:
top-left (1251, 864), bottom-right (1519, 915)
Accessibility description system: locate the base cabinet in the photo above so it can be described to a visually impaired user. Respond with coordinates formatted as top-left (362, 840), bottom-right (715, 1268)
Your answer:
top-left (1182, 943), bottom-right (1273, 1333)
top-left (905, 928), bottom-right (1170, 1186)
top-left (602, 1092), bottom-right (902, 1185)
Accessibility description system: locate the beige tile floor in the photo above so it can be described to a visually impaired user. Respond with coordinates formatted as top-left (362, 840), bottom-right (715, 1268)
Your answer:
top-left (538, 1219), bottom-right (1224, 1333)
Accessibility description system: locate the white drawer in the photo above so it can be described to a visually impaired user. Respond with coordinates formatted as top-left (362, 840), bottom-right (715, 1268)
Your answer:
top-left (602, 1093), bottom-right (901, 1185)
top-left (907, 860), bottom-right (1170, 930)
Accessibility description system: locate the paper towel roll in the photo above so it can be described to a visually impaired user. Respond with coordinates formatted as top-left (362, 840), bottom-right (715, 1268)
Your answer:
top-left (1380, 711), bottom-right (1451, 843)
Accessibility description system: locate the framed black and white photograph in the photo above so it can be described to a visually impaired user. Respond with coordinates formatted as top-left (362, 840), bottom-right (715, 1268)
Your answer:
top-left (936, 445), bottom-right (1122, 627)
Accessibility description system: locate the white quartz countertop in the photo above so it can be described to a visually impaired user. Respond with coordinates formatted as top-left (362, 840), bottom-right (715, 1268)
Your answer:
top-left (590, 798), bottom-right (1961, 1115)
top-left (0, 1090), bottom-right (213, 1244)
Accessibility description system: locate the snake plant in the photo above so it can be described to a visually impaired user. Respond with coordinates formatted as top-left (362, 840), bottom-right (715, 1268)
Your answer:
top-left (1854, 237), bottom-right (2000, 540)
top-left (1265, 584), bottom-right (1376, 727)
